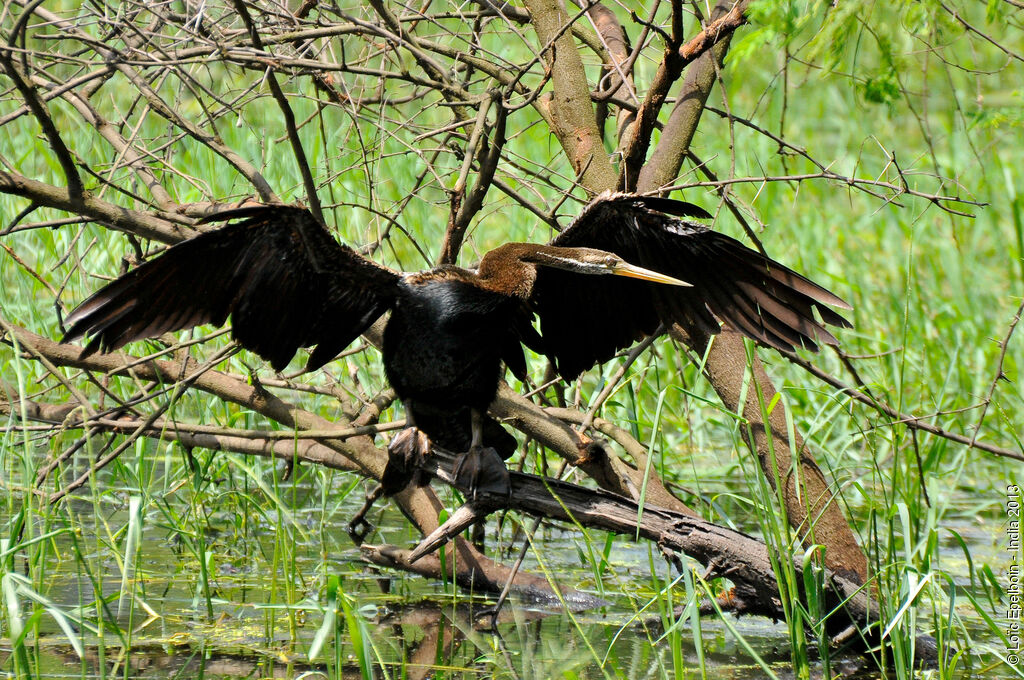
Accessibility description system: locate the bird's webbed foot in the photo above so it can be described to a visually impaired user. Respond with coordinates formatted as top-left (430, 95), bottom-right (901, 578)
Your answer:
top-left (381, 426), bottom-right (433, 495)
top-left (452, 445), bottom-right (511, 501)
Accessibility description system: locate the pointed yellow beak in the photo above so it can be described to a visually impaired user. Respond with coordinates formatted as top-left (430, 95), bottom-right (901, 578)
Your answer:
top-left (611, 262), bottom-right (692, 287)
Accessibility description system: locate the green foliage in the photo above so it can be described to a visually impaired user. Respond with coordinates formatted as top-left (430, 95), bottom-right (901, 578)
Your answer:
top-left (0, 0), bottom-right (1021, 677)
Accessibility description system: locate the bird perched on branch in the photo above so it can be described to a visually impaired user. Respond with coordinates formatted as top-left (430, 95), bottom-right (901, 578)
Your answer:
top-left (62, 192), bottom-right (850, 499)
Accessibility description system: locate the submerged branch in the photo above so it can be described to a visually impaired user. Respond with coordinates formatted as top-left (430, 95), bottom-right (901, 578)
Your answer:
top-left (360, 542), bottom-right (608, 610)
top-left (407, 449), bottom-right (937, 662)
top-left (0, 323), bottom-right (682, 608)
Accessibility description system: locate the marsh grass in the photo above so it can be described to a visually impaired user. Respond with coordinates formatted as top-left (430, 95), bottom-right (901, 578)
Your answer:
top-left (1, 3), bottom-right (1022, 678)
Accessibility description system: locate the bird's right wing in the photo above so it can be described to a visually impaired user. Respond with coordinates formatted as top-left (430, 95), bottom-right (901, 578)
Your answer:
top-left (533, 193), bottom-right (851, 379)
top-left (64, 205), bottom-right (400, 371)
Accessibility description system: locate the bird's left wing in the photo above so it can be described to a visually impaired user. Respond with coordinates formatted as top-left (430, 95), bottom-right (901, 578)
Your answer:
top-left (64, 205), bottom-right (400, 371)
top-left (531, 192), bottom-right (852, 379)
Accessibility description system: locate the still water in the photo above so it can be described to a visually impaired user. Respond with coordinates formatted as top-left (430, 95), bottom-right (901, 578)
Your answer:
top-left (0, 459), bottom-right (1006, 679)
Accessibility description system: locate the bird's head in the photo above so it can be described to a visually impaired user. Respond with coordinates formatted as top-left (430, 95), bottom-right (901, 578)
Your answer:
top-left (525, 247), bottom-right (692, 287)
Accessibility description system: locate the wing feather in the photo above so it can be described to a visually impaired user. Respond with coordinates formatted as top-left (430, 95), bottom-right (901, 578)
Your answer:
top-left (64, 205), bottom-right (400, 371)
top-left (533, 192), bottom-right (851, 378)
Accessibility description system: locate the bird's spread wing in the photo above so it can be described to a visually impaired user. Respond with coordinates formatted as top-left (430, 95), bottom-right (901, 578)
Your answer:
top-left (64, 205), bottom-right (400, 371)
top-left (532, 192), bottom-right (852, 379)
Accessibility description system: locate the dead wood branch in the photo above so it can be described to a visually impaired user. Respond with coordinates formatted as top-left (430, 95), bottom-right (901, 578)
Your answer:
top-left (0, 324), bottom-right (655, 605)
top-left (360, 542), bottom-right (608, 609)
top-left (402, 450), bottom-right (937, 662)
top-left (619, 0), bottom-right (750, 190)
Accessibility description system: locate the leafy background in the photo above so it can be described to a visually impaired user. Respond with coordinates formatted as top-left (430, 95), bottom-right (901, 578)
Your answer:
top-left (1, 0), bottom-right (1021, 677)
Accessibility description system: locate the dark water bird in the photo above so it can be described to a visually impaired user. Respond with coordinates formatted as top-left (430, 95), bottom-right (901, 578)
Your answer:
top-left (62, 192), bottom-right (851, 498)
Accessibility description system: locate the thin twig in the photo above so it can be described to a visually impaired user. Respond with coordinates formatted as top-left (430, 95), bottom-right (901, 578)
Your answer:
top-left (785, 351), bottom-right (1024, 462)
top-left (232, 0), bottom-right (320, 220)
top-left (969, 299), bottom-right (1024, 448)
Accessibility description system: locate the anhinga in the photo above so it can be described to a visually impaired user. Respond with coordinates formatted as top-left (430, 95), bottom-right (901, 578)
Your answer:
top-left (62, 192), bottom-right (851, 497)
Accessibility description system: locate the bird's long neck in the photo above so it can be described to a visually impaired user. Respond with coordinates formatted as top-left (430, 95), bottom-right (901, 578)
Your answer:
top-left (476, 243), bottom-right (541, 298)
top-left (478, 243), bottom-right (613, 297)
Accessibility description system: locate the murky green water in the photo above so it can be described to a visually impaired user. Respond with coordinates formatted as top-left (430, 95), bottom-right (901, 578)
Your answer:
top-left (0, 460), bottom-right (1006, 680)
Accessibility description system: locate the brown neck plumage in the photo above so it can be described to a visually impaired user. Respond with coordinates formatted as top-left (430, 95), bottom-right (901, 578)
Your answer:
top-left (476, 243), bottom-right (542, 298)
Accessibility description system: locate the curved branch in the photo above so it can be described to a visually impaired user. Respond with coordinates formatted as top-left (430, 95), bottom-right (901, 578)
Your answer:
top-left (0, 169), bottom-right (194, 243)
top-left (233, 0), bottom-right (322, 221)
top-left (785, 349), bottom-right (1024, 462)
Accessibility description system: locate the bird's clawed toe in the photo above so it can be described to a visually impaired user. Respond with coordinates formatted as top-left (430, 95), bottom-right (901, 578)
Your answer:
top-left (452, 445), bottom-right (511, 501)
top-left (389, 426), bottom-right (432, 464)
top-left (381, 426), bottom-right (433, 495)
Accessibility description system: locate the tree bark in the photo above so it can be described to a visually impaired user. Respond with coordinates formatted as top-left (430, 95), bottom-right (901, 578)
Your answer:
top-left (530, 0), bottom-right (869, 585)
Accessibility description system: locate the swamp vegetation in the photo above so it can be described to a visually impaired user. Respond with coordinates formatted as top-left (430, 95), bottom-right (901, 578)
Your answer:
top-left (0, 0), bottom-right (1022, 677)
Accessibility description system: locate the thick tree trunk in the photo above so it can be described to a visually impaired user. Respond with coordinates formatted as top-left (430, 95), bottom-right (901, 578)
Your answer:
top-left (530, 0), bottom-right (869, 585)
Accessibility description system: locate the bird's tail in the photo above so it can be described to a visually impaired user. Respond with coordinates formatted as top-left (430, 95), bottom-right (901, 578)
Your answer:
top-left (409, 406), bottom-right (517, 460)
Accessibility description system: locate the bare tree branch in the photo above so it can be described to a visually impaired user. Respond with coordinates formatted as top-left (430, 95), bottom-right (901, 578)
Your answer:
top-left (619, 0), bottom-right (750, 190)
top-left (784, 348), bottom-right (1024, 463)
top-left (232, 0), bottom-right (322, 220)
top-left (0, 169), bottom-right (193, 243)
